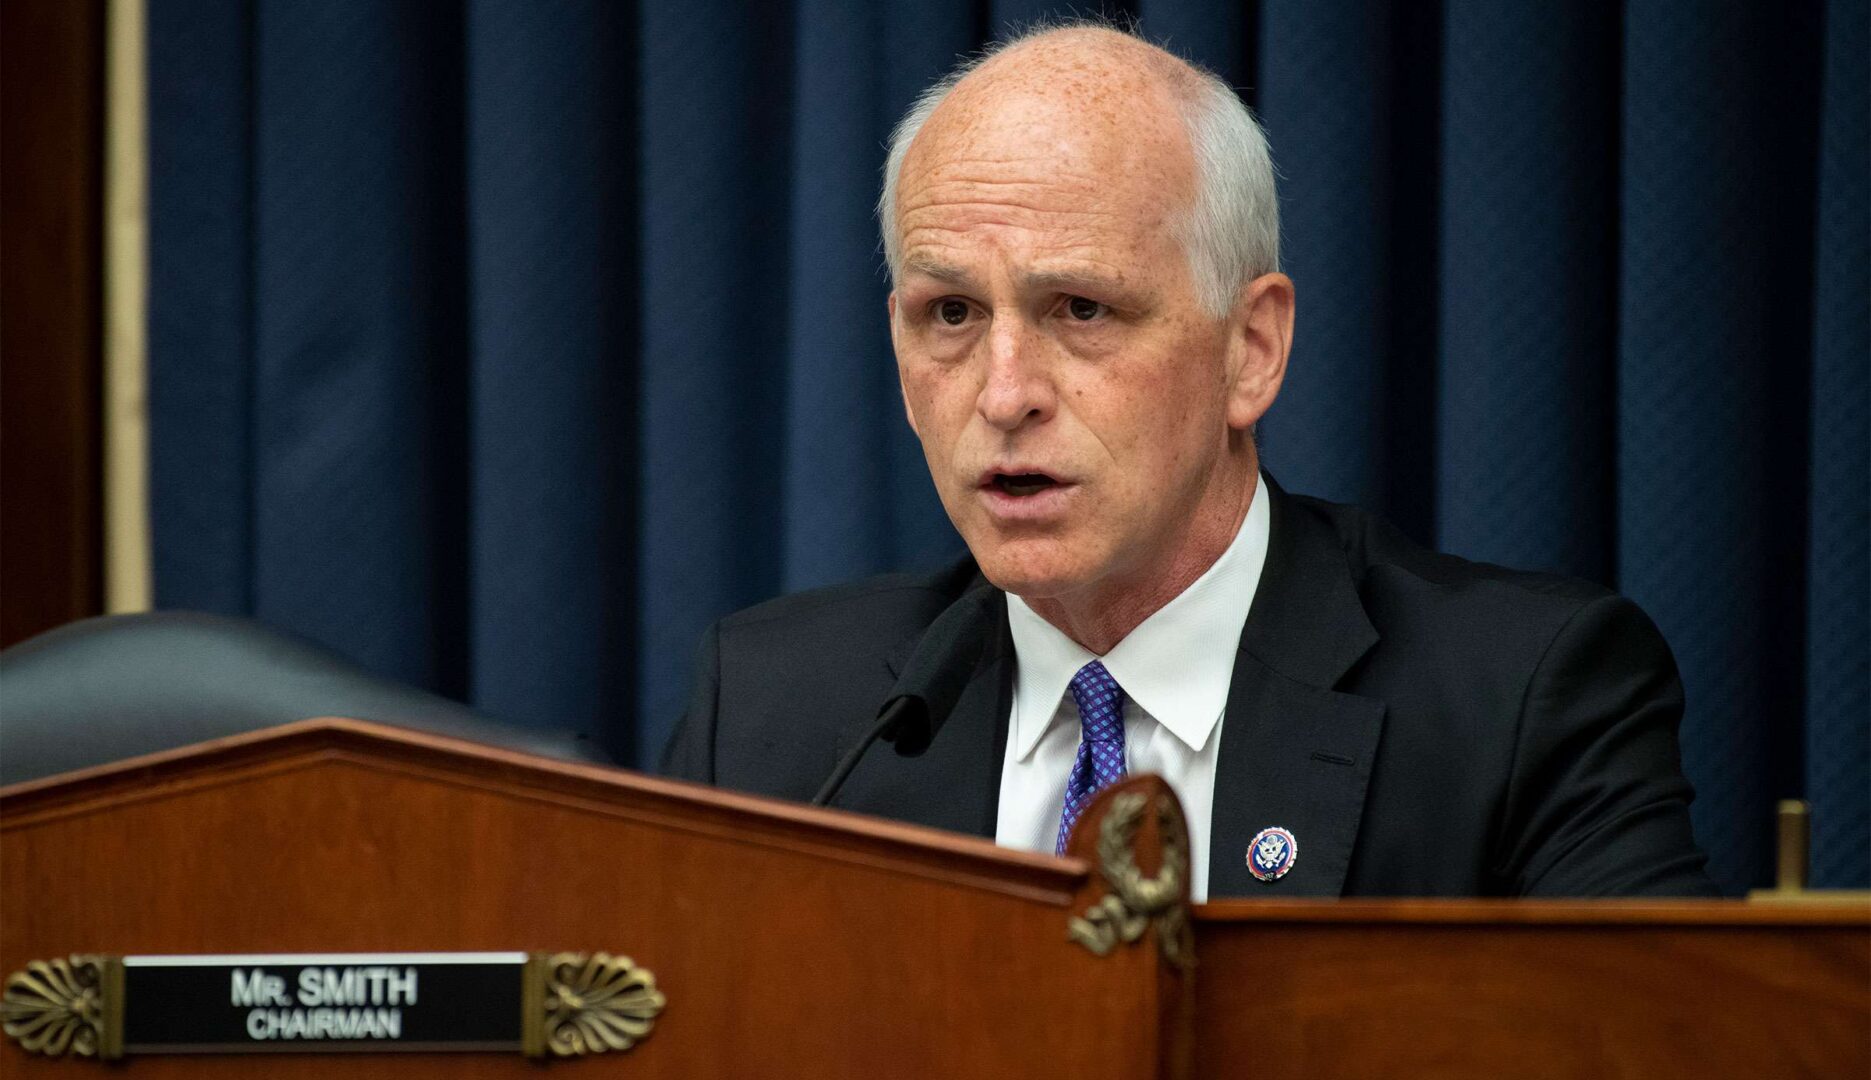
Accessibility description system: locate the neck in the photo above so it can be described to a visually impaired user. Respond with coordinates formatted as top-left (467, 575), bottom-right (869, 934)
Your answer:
top-left (1023, 460), bottom-right (1259, 655)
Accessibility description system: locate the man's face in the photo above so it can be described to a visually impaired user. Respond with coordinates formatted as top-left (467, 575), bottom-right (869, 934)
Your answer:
top-left (890, 79), bottom-right (1249, 608)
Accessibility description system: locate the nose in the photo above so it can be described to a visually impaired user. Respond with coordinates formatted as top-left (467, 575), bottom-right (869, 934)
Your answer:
top-left (975, 316), bottom-right (1054, 431)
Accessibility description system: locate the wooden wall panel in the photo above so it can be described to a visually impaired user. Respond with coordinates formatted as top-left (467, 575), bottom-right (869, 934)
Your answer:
top-left (0, 0), bottom-right (107, 647)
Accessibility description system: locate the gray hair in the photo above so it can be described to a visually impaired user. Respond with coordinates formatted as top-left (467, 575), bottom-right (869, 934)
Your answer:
top-left (877, 26), bottom-right (1281, 319)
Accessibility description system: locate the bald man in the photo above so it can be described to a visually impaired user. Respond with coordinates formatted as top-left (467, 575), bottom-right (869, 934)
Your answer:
top-left (663, 26), bottom-right (1715, 899)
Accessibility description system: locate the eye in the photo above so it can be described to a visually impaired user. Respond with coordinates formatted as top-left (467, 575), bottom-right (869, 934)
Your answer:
top-left (936, 299), bottom-right (970, 326)
top-left (1065, 296), bottom-right (1107, 321)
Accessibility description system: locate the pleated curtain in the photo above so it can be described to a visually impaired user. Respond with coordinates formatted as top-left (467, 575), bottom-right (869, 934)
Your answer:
top-left (147, 0), bottom-right (1868, 893)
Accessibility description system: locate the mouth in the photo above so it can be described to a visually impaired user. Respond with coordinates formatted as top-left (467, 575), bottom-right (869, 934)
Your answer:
top-left (972, 467), bottom-right (1077, 527)
top-left (975, 469), bottom-right (1076, 520)
top-left (987, 472), bottom-right (1062, 498)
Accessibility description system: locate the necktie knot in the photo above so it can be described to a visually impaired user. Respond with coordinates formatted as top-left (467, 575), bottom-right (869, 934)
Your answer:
top-left (1069, 660), bottom-right (1125, 744)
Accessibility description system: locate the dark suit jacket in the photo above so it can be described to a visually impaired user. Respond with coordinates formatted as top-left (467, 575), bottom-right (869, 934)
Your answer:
top-left (662, 480), bottom-right (1716, 897)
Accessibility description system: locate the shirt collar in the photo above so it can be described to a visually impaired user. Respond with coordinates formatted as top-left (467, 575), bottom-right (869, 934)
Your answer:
top-left (1005, 475), bottom-right (1272, 761)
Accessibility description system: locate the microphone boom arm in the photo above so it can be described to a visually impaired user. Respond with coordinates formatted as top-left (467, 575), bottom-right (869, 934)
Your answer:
top-left (811, 697), bottom-right (916, 807)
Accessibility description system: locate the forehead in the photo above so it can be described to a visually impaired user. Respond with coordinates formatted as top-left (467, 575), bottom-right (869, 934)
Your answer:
top-left (895, 47), bottom-right (1197, 270)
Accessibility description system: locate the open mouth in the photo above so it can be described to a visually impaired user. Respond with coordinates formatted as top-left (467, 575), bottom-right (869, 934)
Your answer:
top-left (989, 472), bottom-right (1061, 497)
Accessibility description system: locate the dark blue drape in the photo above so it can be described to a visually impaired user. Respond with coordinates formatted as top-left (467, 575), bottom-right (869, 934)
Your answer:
top-left (148, 0), bottom-right (1868, 893)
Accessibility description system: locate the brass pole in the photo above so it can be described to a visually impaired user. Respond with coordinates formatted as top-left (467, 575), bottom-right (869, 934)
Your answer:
top-left (104, 0), bottom-right (153, 614)
top-left (1774, 799), bottom-right (1809, 893)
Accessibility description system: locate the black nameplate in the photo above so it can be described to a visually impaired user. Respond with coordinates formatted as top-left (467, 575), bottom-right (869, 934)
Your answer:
top-left (122, 953), bottom-right (524, 1053)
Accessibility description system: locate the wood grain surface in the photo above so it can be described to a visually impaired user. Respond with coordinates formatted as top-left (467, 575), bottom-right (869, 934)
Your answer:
top-left (1189, 897), bottom-right (1868, 1078)
top-left (1189, 902), bottom-right (1863, 1078)
top-left (4, 720), bottom-right (1865, 1078)
top-left (2, 720), bottom-right (1171, 1078)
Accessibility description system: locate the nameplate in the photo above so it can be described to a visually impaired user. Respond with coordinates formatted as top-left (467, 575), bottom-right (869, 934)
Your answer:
top-left (1, 951), bottom-right (664, 1061)
top-left (129, 952), bottom-right (521, 1052)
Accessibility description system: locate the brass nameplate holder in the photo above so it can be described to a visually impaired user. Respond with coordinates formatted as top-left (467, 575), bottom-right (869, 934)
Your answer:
top-left (2, 951), bottom-right (664, 1060)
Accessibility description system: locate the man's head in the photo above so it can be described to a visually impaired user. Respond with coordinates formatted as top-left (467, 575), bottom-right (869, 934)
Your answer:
top-left (882, 25), bottom-right (1295, 647)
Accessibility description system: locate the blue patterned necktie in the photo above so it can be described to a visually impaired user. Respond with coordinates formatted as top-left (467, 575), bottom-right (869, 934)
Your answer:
top-left (1055, 660), bottom-right (1128, 854)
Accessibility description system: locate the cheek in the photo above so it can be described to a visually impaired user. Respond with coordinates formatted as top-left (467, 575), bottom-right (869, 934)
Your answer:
top-left (898, 357), bottom-right (972, 417)
top-left (1070, 345), bottom-right (1223, 474)
top-left (1061, 360), bottom-right (1163, 454)
top-left (899, 364), bottom-right (970, 455)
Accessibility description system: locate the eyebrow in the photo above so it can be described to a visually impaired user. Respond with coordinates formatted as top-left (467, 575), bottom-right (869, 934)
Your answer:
top-left (901, 259), bottom-right (976, 288)
top-left (1021, 269), bottom-right (1127, 296)
top-left (900, 260), bottom-right (1127, 297)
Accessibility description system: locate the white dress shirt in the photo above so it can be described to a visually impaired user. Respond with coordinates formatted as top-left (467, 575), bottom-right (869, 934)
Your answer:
top-left (995, 477), bottom-right (1271, 901)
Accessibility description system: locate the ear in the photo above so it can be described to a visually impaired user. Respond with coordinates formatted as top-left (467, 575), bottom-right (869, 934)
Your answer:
top-left (888, 292), bottom-right (921, 436)
top-left (1225, 273), bottom-right (1295, 432)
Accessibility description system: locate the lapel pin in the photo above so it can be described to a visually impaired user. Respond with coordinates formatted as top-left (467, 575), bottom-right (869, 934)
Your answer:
top-left (1247, 826), bottom-right (1298, 882)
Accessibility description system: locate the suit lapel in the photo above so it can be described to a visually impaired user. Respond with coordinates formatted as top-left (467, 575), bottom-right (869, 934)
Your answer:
top-left (837, 582), bottom-right (1011, 839)
top-left (820, 480), bottom-right (1387, 890)
top-left (1208, 480), bottom-right (1385, 897)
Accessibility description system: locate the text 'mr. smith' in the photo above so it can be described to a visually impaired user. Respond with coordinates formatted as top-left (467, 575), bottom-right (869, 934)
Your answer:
top-left (231, 965), bottom-right (416, 1041)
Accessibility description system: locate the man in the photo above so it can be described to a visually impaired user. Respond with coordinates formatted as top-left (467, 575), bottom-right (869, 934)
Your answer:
top-left (663, 25), bottom-right (1714, 898)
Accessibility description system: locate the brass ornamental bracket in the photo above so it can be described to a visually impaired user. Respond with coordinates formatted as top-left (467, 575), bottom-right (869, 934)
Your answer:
top-left (1, 955), bottom-right (124, 1059)
top-left (1069, 790), bottom-right (1196, 969)
top-left (523, 951), bottom-right (667, 1058)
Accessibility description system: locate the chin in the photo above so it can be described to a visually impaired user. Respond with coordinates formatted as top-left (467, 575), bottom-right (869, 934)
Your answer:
top-left (967, 535), bottom-right (1105, 602)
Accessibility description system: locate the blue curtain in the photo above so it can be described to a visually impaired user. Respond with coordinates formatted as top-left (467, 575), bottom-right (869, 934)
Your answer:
top-left (147, 0), bottom-right (1868, 894)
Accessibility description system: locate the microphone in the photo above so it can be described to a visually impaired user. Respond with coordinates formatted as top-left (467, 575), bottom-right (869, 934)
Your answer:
top-left (810, 584), bottom-right (1000, 807)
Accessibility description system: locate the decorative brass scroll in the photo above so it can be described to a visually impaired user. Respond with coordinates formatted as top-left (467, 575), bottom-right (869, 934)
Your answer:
top-left (1068, 791), bottom-right (1196, 969)
top-left (1, 955), bottom-right (123, 1059)
top-left (524, 952), bottom-right (666, 1058)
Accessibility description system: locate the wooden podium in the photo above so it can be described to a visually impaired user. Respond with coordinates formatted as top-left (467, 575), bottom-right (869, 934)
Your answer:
top-left (3, 718), bottom-right (1866, 1077)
